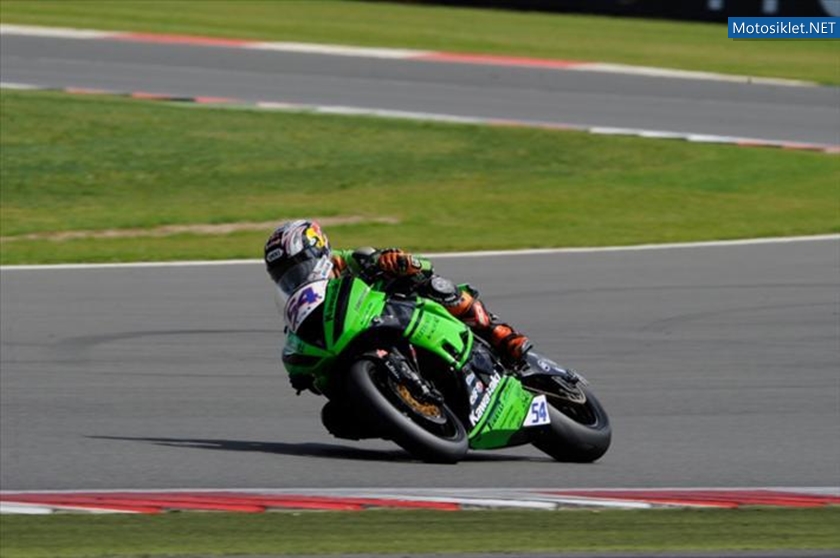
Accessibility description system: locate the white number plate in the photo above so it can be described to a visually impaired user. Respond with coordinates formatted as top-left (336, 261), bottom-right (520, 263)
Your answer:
top-left (523, 395), bottom-right (551, 427)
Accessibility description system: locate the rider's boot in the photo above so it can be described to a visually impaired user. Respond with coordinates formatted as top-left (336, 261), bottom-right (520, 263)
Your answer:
top-left (321, 400), bottom-right (382, 440)
top-left (446, 289), bottom-right (532, 366)
top-left (488, 323), bottom-right (533, 365)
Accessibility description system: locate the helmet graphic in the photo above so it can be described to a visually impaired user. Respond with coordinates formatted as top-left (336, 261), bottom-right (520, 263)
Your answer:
top-left (264, 220), bottom-right (332, 298)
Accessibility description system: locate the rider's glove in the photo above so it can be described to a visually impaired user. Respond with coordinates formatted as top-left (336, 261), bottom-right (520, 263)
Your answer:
top-left (376, 249), bottom-right (423, 277)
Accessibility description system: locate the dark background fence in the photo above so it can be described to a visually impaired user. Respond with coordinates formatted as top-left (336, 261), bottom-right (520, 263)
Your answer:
top-left (393, 1), bottom-right (839, 21)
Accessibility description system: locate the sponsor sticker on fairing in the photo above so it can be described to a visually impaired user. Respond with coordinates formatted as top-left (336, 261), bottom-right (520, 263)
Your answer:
top-left (465, 371), bottom-right (485, 405)
top-left (468, 375), bottom-right (500, 425)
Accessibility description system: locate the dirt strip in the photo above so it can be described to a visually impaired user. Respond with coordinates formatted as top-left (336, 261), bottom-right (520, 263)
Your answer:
top-left (0, 216), bottom-right (399, 242)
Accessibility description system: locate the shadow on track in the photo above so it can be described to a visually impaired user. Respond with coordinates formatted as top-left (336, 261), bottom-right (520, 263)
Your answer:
top-left (88, 435), bottom-right (551, 463)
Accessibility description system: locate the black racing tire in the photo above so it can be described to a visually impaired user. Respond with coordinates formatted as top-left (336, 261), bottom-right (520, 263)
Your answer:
top-left (531, 385), bottom-right (612, 463)
top-left (346, 358), bottom-right (468, 464)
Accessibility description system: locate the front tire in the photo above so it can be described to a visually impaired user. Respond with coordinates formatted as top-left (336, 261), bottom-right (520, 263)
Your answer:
top-left (346, 358), bottom-right (468, 464)
top-left (530, 384), bottom-right (611, 463)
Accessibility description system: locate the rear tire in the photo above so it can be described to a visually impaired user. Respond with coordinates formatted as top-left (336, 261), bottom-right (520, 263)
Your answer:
top-left (347, 358), bottom-right (468, 464)
top-left (531, 385), bottom-right (611, 463)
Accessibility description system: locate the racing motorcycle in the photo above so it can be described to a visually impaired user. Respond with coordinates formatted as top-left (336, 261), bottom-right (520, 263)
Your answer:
top-left (281, 274), bottom-right (611, 463)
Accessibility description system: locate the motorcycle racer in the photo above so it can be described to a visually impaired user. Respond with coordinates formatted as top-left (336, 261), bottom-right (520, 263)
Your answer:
top-left (264, 219), bottom-right (532, 392)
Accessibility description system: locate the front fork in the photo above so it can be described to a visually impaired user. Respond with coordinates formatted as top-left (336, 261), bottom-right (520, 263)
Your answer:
top-left (365, 346), bottom-right (444, 406)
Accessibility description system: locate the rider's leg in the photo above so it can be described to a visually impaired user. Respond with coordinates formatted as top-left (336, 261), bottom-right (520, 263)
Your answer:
top-left (422, 276), bottom-right (531, 363)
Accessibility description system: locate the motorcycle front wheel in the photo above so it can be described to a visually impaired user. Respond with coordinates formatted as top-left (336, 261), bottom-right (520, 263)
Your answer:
top-left (347, 358), bottom-right (468, 464)
top-left (528, 381), bottom-right (611, 463)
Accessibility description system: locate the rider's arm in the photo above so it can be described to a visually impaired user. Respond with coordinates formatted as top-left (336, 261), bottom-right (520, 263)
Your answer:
top-left (330, 248), bottom-right (357, 276)
top-left (332, 247), bottom-right (433, 279)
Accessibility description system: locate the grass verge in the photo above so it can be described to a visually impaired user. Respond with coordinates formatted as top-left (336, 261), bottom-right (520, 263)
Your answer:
top-left (0, 0), bottom-right (837, 84)
top-left (1, 89), bottom-right (838, 265)
top-left (1, 508), bottom-right (839, 557)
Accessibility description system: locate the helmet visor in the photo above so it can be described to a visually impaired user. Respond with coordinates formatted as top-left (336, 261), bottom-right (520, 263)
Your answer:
top-left (274, 255), bottom-right (333, 301)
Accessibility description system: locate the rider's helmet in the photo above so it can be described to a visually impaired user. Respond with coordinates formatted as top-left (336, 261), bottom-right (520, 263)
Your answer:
top-left (264, 220), bottom-right (333, 300)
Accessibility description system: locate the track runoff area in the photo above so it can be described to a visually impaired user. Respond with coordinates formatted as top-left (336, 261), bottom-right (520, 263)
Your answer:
top-left (2, 236), bottom-right (839, 514)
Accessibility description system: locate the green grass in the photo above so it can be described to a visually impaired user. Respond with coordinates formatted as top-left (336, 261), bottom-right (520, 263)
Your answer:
top-left (1, 508), bottom-right (839, 557)
top-left (1, 89), bottom-right (838, 265)
top-left (1, 0), bottom-right (837, 84)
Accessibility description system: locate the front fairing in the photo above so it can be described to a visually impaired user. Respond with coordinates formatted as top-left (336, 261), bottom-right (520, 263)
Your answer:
top-left (321, 276), bottom-right (387, 351)
top-left (281, 277), bottom-right (386, 384)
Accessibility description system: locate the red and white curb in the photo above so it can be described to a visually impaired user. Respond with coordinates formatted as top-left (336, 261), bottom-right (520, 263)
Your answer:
top-left (2, 82), bottom-right (836, 155)
top-left (0, 24), bottom-right (815, 87)
top-left (2, 488), bottom-right (838, 514)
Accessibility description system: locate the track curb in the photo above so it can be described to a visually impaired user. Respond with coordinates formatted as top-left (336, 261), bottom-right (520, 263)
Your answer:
top-left (2, 82), bottom-right (837, 155)
top-left (2, 488), bottom-right (838, 514)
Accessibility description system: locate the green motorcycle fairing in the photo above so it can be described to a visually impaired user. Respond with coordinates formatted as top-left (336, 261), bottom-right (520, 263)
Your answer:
top-left (282, 276), bottom-right (386, 386)
top-left (280, 276), bottom-right (545, 450)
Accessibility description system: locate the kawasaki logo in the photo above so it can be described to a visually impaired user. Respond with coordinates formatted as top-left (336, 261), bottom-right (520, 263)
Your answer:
top-left (469, 375), bottom-right (500, 425)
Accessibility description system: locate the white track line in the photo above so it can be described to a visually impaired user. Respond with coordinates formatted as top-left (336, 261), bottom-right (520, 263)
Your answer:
top-left (0, 503), bottom-right (53, 514)
top-left (574, 62), bottom-right (814, 87)
top-left (0, 24), bottom-right (119, 39)
top-left (245, 41), bottom-right (431, 59)
top-left (0, 82), bottom-right (41, 90)
top-left (1, 235), bottom-right (837, 271)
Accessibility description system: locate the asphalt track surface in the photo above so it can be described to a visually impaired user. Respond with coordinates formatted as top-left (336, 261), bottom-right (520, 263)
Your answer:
top-left (2, 239), bottom-right (838, 490)
top-left (1, 34), bottom-right (839, 145)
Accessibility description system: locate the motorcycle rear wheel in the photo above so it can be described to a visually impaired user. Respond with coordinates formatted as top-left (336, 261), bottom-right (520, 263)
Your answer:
top-left (347, 358), bottom-right (468, 464)
top-left (530, 384), bottom-right (611, 463)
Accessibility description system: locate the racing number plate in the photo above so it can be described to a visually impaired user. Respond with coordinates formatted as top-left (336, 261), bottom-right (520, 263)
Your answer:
top-left (522, 395), bottom-right (551, 427)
